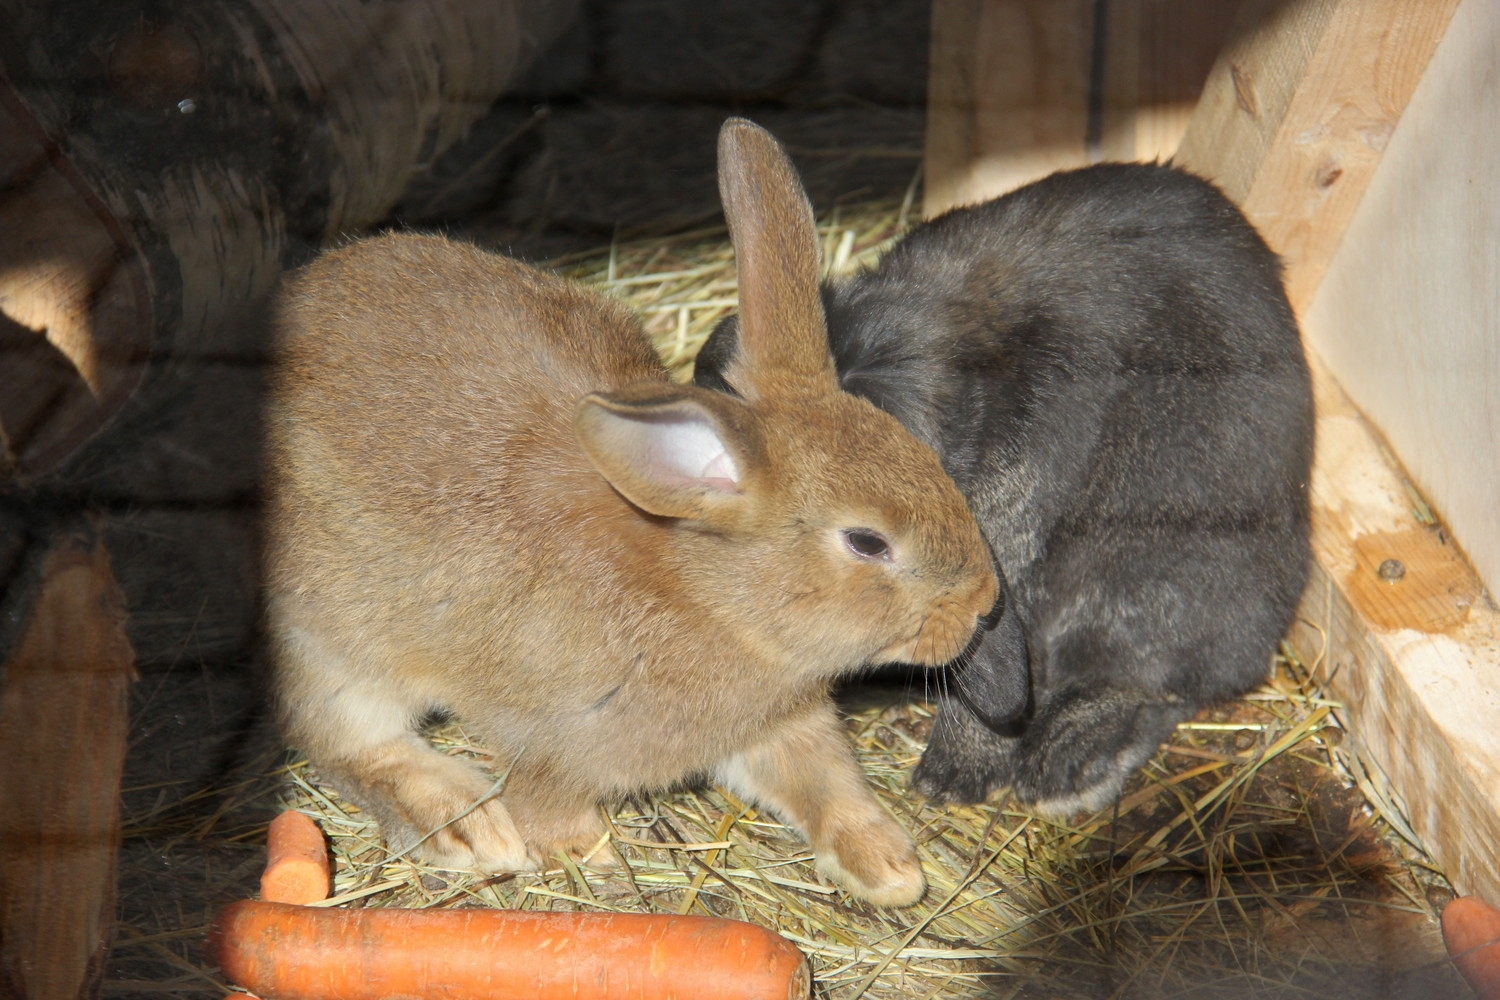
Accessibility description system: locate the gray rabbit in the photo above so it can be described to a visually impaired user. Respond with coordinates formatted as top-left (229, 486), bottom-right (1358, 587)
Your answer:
top-left (694, 160), bottom-right (1313, 816)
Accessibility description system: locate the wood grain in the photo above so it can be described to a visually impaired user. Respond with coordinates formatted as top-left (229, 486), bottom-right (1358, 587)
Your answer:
top-left (1097, 0), bottom-right (1239, 163)
top-left (924, 0), bottom-right (1239, 216)
top-left (1292, 357), bottom-right (1500, 903)
top-left (1174, 0), bottom-right (1464, 311)
top-left (1301, 0), bottom-right (1500, 600)
top-left (924, 0), bottom-right (1094, 216)
top-left (0, 533), bottom-right (137, 1000)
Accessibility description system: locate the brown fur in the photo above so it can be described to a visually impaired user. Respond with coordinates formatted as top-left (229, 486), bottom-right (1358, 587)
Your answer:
top-left (263, 119), bottom-right (997, 906)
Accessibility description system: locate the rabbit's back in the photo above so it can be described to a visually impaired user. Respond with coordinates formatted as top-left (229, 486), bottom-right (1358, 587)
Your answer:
top-left (272, 233), bottom-right (662, 514)
top-left (265, 233), bottom-right (668, 678)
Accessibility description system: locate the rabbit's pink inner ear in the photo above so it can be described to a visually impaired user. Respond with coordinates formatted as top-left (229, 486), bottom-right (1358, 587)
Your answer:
top-left (696, 445), bottom-right (740, 489)
top-left (644, 416), bottom-right (741, 491)
top-left (575, 394), bottom-right (745, 519)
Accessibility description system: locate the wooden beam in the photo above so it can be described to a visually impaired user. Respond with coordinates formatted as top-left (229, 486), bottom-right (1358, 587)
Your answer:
top-left (923, 0), bottom-right (1238, 217)
top-left (1097, 0), bottom-right (1239, 163)
top-left (1173, 0), bottom-right (1464, 312)
top-left (0, 532), bottom-right (137, 1000)
top-left (924, 0), bottom-right (1094, 216)
top-left (1301, 0), bottom-right (1500, 600)
top-left (1292, 358), bottom-right (1500, 902)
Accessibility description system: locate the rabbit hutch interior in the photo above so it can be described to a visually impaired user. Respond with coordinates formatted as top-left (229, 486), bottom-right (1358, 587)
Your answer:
top-left (0, 0), bottom-right (1496, 998)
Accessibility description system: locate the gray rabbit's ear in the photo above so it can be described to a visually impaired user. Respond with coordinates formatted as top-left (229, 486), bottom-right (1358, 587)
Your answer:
top-left (954, 590), bottom-right (1030, 731)
top-left (575, 383), bottom-right (761, 521)
top-left (690, 315), bottom-right (746, 397)
top-left (716, 118), bottom-right (838, 398)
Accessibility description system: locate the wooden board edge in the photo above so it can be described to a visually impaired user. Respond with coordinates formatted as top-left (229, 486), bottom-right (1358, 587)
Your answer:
top-left (0, 529), bottom-right (137, 1000)
top-left (1174, 0), bottom-right (1464, 313)
top-left (1288, 356), bottom-right (1500, 902)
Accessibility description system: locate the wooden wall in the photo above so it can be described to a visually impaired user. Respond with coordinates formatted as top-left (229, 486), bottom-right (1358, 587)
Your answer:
top-left (1293, 0), bottom-right (1500, 900)
top-left (1302, 0), bottom-right (1500, 599)
top-left (924, 0), bottom-right (1237, 216)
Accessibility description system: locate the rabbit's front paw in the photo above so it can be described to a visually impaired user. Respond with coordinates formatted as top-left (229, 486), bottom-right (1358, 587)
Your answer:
top-left (1007, 688), bottom-right (1187, 817)
top-left (815, 813), bottom-right (926, 908)
top-left (520, 804), bottom-right (621, 872)
top-left (406, 796), bottom-right (538, 873)
top-left (912, 695), bottom-right (1019, 804)
top-left (374, 759), bottom-right (538, 873)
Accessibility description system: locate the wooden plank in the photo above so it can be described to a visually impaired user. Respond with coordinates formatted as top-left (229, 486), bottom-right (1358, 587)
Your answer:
top-left (0, 532), bottom-right (137, 1000)
top-left (1292, 357), bottom-right (1500, 902)
top-left (924, 0), bottom-right (1094, 216)
top-left (1171, 0), bottom-right (1333, 206)
top-left (924, 0), bottom-right (1238, 217)
top-left (0, 87), bottom-right (151, 480)
top-left (1302, 0), bottom-right (1500, 599)
top-left (1097, 0), bottom-right (1239, 163)
top-left (1173, 0), bottom-right (1464, 312)
top-left (1175, 0), bottom-right (1496, 899)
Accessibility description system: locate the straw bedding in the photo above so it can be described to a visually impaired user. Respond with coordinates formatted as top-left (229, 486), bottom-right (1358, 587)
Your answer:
top-left (110, 198), bottom-right (1466, 999)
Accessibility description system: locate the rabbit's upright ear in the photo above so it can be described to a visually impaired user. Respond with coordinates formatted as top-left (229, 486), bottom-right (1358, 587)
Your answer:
top-left (575, 383), bottom-right (761, 520)
top-left (717, 118), bottom-right (838, 398)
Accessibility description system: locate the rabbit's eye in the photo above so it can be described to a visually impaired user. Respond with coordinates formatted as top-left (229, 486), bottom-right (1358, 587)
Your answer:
top-left (843, 528), bottom-right (892, 561)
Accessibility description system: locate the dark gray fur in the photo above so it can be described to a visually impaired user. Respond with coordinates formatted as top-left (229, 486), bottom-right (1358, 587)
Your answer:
top-left (693, 162), bottom-right (1313, 814)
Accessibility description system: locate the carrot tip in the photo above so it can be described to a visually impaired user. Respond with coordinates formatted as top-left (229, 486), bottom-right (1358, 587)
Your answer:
top-left (260, 810), bottom-right (331, 904)
top-left (1442, 895), bottom-right (1500, 1000)
top-left (261, 857), bottom-right (332, 905)
top-left (267, 809), bottom-right (324, 845)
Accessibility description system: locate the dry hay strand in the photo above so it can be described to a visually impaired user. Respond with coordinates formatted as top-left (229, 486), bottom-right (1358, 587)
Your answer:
top-left (125, 199), bottom-right (1464, 999)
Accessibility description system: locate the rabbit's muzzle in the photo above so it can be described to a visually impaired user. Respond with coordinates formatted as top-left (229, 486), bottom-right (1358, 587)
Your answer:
top-left (878, 573), bottom-right (999, 668)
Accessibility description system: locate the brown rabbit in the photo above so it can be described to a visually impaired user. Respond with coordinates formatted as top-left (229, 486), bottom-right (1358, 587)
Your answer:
top-left (263, 118), bottom-right (999, 907)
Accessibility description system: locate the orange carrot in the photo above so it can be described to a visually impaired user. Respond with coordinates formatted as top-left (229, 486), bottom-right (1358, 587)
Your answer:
top-left (1443, 896), bottom-right (1500, 1000)
top-left (259, 810), bottom-right (330, 905)
top-left (210, 900), bottom-right (811, 1000)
